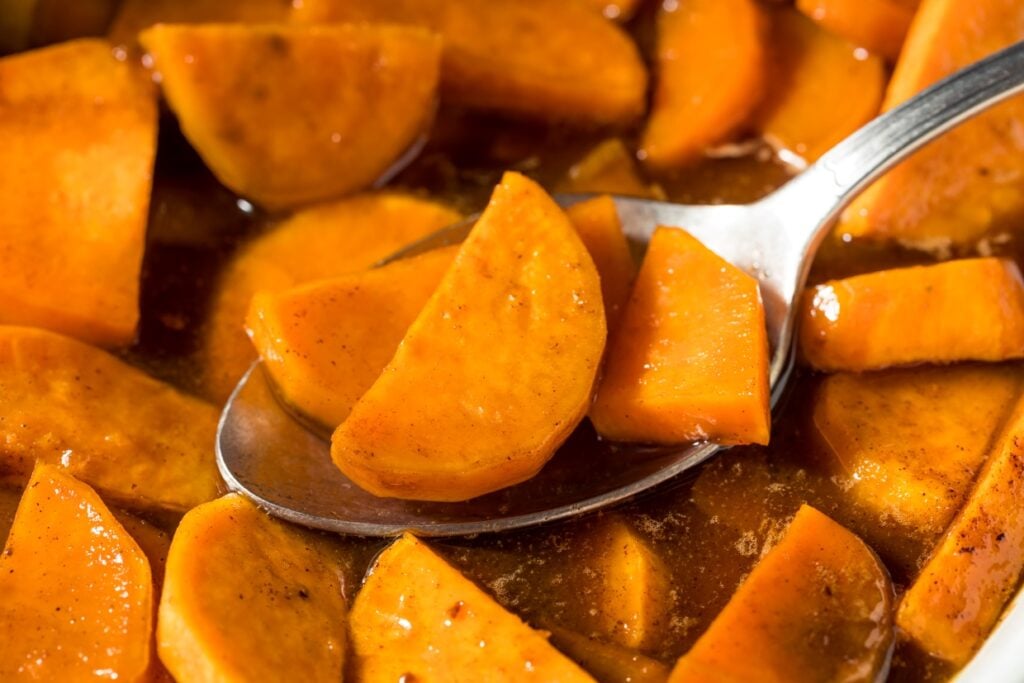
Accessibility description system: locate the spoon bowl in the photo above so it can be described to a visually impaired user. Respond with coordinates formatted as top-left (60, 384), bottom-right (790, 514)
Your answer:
top-left (217, 40), bottom-right (1024, 536)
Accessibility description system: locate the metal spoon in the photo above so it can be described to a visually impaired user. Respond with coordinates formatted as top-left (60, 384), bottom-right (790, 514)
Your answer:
top-left (217, 41), bottom-right (1024, 537)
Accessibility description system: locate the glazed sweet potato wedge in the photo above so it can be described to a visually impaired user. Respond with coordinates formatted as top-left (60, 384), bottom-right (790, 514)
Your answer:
top-left (796, 0), bottom-right (918, 61)
top-left (0, 38), bottom-right (156, 346)
top-left (800, 258), bottom-right (1024, 371)
top-left (140, 23), bottom-right (441, 210)
top-left (292, 0), bottom-right (648, 126)
top-left (839, 0), bottom-right (1024, 247)
top-left (0, 326), bottom-right (220, 512)
top-left (591, 227), bottom-right (770, 446)
top-left (640, 0), bottom-right (768, 170)
top-left (109, 0), bottom-right (291, 48)
top-left (246, 246), bottom-right (457, 429)
top-left (200, 192), bottom-right (461, 402)
top-left (757, 8), bottom-right (886, 162)
top-left (332, 173), bottom-right (605, 501)
top-left (0, 464), bottom-right (153, 681)
top-left (349, 533), bottom-right (595, 682)
top-left (158, 494), bottom-right (348, 682)
top-left (559, 139), bottom-right (663, 200)
top-left (668, 505), bottom-right (894, 682)
top-left (566, 196), bottom-right (637, 334)
top-left (812, 366), bottom-right (1022, 572)
top-left (897, 398), bottom-right (1024, 665)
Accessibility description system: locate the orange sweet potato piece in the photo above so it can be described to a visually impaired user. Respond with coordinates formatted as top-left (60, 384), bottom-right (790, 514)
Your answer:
top-left (109, 0), bottom-right (291, 48)
top-left (559, 139), bottom-right (664, 200)
top-left (839, 0), bottom-right (1024, 247)
top-left (140, 23), bottom-right (441, 210)
top-left (590, 227), bottom-right (770, 446)
top-left (113, 509), bottom-right (172, 591)
top-left (0, 464), bottom-right (153, 681)
top-left (757, 8), bottom-right (886, 162)
top-left (200, 192), bottom-right (461, 402)
top-left (0, 326), bottom-right (221, 513)
top-left (332, 172), bottom-right (606, 501)
top-left (158, 494), bottom-right (348, 682)
top-left (796, 0), bottom-right (918, 60)
top-left (292, 0), bottom-right (648, 126)
top-left (246, 246), bottom-right (457, 429)
top-left (566, 196), bottom-right (637, 334)
top-left (812, 366), bottom-right (1021, 571)
top-left (668, 505), bottom-right (894, 682)
top-left (349, 533), bottom-right (595, 682)
top-left (800, 258), bottom-right (1024, 371)
top-left (640, 0), bottom-right (768, 170)
top-left (897, 398), bottom-right (1024, 665)
top-left (0, 39), bottom-right (156, 346)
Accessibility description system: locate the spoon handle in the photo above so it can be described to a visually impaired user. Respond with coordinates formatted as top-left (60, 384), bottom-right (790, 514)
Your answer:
top-left (774, 39), bottom-right (1024, 251)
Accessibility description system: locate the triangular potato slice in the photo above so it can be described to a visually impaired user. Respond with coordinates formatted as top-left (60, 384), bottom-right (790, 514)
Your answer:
top-left (591, 227), bottom-right (770, 446)
top-left (158, 494), bottom-right (349, 682)
top-left (332, 172), bottom-right (606, 501)
top-left (0, 38), bottom-right (156, 346)
top-left (200, 192), bottom-right (461, 402)
top-left (246, 246), bottom-right (458, 429)
top-left (668, 505), bottom-right (894, 682)
top-left (0, 464), bottom-right (153, 681)
top-left (0, 326), bottom-right (220, 512)
top-left (140, 23), bottom-right (441, 210)
top-left (349, 533), bottom-right (595, 681)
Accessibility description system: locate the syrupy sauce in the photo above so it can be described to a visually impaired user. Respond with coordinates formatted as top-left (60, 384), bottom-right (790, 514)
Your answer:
top-left (106, 100), bottom-right (1024, 683)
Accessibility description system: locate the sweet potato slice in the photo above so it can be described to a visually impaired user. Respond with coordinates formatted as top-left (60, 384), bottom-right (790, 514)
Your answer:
top-left (0, 326), bottom-right (220, 513)
top-left (590, 226), bottom-right (770, 446)
top-left (200, 192), bottom-right (461, 402)
top-left (559, 139), bottom-right (664, 200)
top-left (349, 533), bottom-right (595, 682)
top-left (158, 494), bottom-right (348, 682)
top-left (0, 464), bottom-right (153, 681)
top-left (839, 0), bottom-right (1024, 247)
top-left (332, 172), bottom-right (605, 501)
top-left (548, 628), bottom-right (670, 683)
top-left (796, 0), bottom-right (918, 61)
top-left (292, 0), bottom-right (647, 126)
top-left (800, 258), bottom-right (1024, 371)
top-left (246, 246), bottom-right (457, 429)
top-left (0, 39), bottom-right (156, 346)
top-left (640, 0), bottom-right (768, 170)
top-left (757, 8), bottom-right (886, 162)
top-left (897, 398), bottom-right (1024, 665)
top-left (109, 0), bottom-right (291, 49)
top-left (668, 505), bottom-right (894, 682)
top-left (566, 197), bottom-right (637, 334)
top-left (812, 366), bottom-right (1021, 571)
top-left (140, 23), bottom-right (441, 210)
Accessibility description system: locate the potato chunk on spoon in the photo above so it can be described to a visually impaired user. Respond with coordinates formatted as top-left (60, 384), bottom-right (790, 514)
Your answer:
top-left (217, 41), bottom-right (1024, 537)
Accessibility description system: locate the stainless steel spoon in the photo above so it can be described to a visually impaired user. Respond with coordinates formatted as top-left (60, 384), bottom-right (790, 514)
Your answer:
top-left (217, 41), bottom-right (1024, 537)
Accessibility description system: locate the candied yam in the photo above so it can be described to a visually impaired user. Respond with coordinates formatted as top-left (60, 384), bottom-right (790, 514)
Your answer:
top-left (349, 533), bottom-right (595, 682)
top-left (640, 0), bottom-right (768, 170)
top-left (897, 399), bottom-right (1024, 665)
top-left (113, 509), bottom-right (172, 590)
top-left (292, 0), bottom-right (648, 126)
top-left (140, 23), bottom-right (441, 210)
top-left (547, 628), bottom-right (670, 683)
top-left (566, 196), bottom-right (637, 334)
top-left (109, 0), bottom-right (291, 49)
top-left (839, 0), bottom-right (1024, 247)
top-left (812, 366), bottom-right (1021, 571)
top-left (332, 172), bottom-right (606, 501)
top-left (0, 326), bottom-right (220, 513)
top-left (157, 494), bottom-right (348, 682)
top-left (590, 227), bottom-right (770, 446)
top-left (559, 139), bottom-right (664, 200)
top-left (800, 258), bottom-right (1024, 371)
top-left (757, 8), bottom-right (885, 162)
top-left (0, 464), bottom-right (153, 681)
top-left (0, 39), bottom-right (156, 346)
top-left (796, 0), bottom-right (917, 61)
top-left (668, 505), bottom-right (894, 682)
top-left (200, 192), bottom-right (462, 402)
top-left (246, 246), bottom-right (457, 429)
